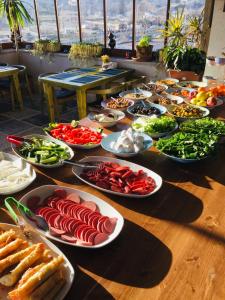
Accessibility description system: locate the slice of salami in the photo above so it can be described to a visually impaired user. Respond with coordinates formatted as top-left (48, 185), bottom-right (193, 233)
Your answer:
top-left (94, 233), bottom-right (108, 245)
top-left (54, 189), bottom-right (67, 198)
top-left (88, 231), bottom-right (98, 244)
top-left (50, 227), bottom-right (66, 236)
top-left (54, 215), bottom-right (62, 229)
top-left (61, 234), bottom-right (77, 243)
top-left (81, 201), bottom-right (97, 212)
top-left (66, 193), bottom-right (81, 203)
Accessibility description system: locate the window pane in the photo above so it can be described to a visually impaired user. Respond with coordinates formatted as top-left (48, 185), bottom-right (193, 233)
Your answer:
top-left (57, 0), bottom-right (79, 44)
top-left (80, 0), bottom-right (104, 44)
top-left (0, 17), bottom-right (11, 42)
top-left (106, 0), bottom-right (133, 49)
top-left (170, 0), bottom-right (205, 17)
top-left (36, 0), bottom-right (58, 40)
top-left (21, 0), bottom-right (38, 42)
top-left (136, 0), bottom-right (167, 51)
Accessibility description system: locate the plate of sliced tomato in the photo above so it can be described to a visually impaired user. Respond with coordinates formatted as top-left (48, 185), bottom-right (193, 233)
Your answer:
top-left (44, 120), bottom-right (105, 149)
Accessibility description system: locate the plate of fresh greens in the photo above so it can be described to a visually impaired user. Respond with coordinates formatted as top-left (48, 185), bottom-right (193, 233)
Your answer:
top-left (180, 117), bottom-right (225, 136)
top-left (132, 116), bottom-right (178, 138)
top-left (11, 134), bottom-right (74, 168)
top-left (156, 132), bottom-right (218, 163)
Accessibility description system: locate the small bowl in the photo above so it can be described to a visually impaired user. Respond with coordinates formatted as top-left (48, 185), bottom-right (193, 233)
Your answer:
top-left (119, 89), bottom-right (152, 100)
top-left (101, 98), bottom-right (134, 111)
top-left (11, 134), bottom-right (74, 168)
top-left (127, 101), bottom-right (167, 118)
top-left (101, 131), bottom-right (153, 158)
top-left (88, 109), bottom-right (125, 128)
top-left (142, 82), bottom-right (168, 94)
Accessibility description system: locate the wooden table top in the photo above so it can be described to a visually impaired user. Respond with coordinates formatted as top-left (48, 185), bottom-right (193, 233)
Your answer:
top-left (1, 108), bottom-right (225, 300)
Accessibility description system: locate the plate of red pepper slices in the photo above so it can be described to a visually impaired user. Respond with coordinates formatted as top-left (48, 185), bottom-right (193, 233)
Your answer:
top-left (44, 121), bottom-right (105, 149)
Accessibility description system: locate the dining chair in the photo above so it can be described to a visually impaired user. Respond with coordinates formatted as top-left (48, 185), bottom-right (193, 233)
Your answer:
top-left (38, 72), bottom-right (76, 120)
top-left (0, 77), bottom-right (16, 110)
top-left (87, 82), bottom-right (127, 101)
top-left (11, 65), bottom-right (33, 106)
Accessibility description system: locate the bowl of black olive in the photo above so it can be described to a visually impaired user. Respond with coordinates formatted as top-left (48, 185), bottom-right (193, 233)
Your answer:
top-left (127, 101), bottom-right (167, 117)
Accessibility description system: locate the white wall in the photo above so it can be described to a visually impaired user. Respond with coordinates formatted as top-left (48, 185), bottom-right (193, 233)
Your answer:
top-left (204, 0), bottom-right (225, 80)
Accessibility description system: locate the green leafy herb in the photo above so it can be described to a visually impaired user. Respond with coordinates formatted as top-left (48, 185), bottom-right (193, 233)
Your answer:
top-left (132, 116), bottom-right (177, 135)
top-left (156, 132), bottom-right (218, 160)
top-left (180, 117), bottom-right (225, 136)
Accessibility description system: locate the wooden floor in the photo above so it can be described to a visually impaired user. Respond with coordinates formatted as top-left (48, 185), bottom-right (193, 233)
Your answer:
top-left (1, 108), bottom-right (225, 300)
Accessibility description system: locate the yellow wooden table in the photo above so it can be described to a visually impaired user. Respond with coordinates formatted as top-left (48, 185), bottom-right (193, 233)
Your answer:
top-left (0, 66), bottom-right (23, 110)
top-left (40, 67), bottom-right (133, 121)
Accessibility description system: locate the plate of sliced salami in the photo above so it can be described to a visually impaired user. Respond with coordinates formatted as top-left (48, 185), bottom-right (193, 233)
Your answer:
top-left (72, 156), bottom-right (162, 198)
top-left (19, 185), bottom-right (124, 248)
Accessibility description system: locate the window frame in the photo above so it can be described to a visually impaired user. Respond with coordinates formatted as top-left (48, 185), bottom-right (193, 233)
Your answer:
top-left (1, 0), bottom-right (209, 58)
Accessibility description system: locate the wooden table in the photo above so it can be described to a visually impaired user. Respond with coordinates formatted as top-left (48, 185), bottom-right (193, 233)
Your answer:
top-left (0, 66), bottom-right (23, 110)
top-left (1, 110), bottom-right (225, 300)
top-left (40, 67), bottom-right (132, 121)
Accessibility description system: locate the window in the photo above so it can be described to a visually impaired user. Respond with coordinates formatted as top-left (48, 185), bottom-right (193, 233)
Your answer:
top-left (136, 0), bottom-right (167, 51)
top-left (57, 0), bottom-right (79, 44)
top-left (36, 0), bottom-right (58, 40)
top-left (21, 0), bottom-right (38, 42)
top-left (170, 0), bottom-right (205, 17)
top-left (80, 0), bottom-right (104, 44)
top-left (0, 17), bottom-right (11, 43)
top-left (106, 0), bottom-right (133, 49)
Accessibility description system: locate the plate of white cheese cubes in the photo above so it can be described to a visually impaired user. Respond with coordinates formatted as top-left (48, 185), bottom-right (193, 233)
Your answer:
top-left (101, 128), bottom-right (153, 157)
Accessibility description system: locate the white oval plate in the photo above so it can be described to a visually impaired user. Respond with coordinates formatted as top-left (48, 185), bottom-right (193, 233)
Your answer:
top-left (0, 152), bottom-right (36, 195)
top-left (11, 134), bottom-right (74, 168)
top-left (0, 222), bottom-right (74, 300)
top-left (167, 104), bottom-right (210, 122)
top-left (185, 98), bottom-right (224, 110)
top-left (119, 89), bottom-right (152, 100)
top-left (177, 81), bottom-right (208, 89)
top-left (20, 185), bottom-right (124, 249)
top-left (88, 109), bottom-right (125, 128)
top-left (45, 124), bottom-right (105, 149)
top-left (72, 156), bottom-right (163, 198)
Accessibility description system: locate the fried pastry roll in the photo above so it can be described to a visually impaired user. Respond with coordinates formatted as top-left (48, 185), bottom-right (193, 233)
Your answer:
top-left (8, 256), bottom-right (64, 300)
top-left (0, 243), bottom-right (44, 287)
top-left (0, 239), bottom-right (25, 259)
top-left (0, 244), bottom-right (36, 274)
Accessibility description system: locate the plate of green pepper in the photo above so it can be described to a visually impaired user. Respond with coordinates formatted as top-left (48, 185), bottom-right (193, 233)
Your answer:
top-left (11, 134), bottom-right (74, 168)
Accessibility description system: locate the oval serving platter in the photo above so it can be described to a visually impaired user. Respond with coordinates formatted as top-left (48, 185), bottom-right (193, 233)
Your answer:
top-left (19, 185), bottom-right (124, 249)
top-left (72, 156), bottom-right (163, 198)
